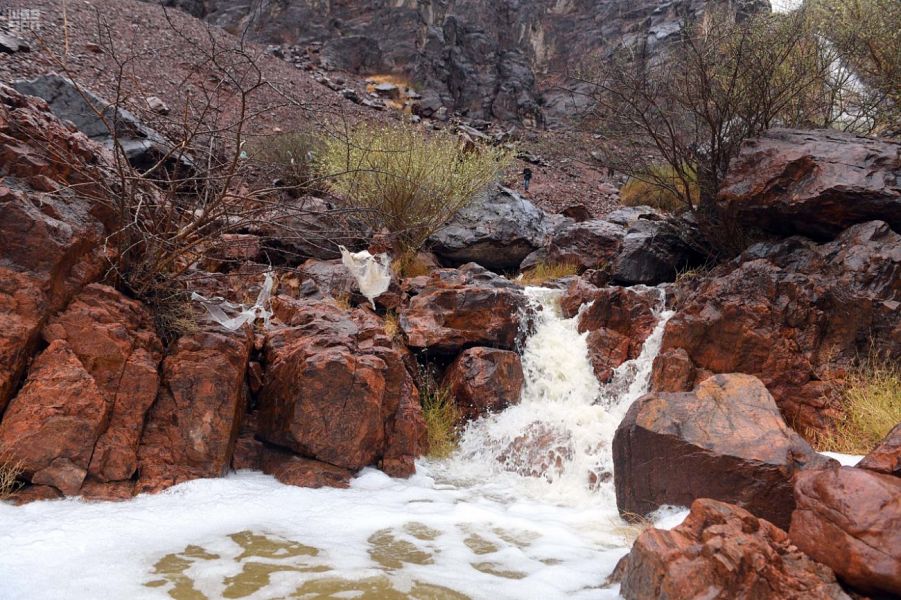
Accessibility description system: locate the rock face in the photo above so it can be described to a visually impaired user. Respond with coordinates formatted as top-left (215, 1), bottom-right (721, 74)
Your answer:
top-left (611, 216), bottom-right (705, 285)
top-left (429, 186), bottom-right (549, 270)
top-left (858, 423), bottom-right (901, 476)
top-left (259, 299), bottom-right (426, 477)
top-left (613, 374), bottom-right (835, 530)
top-left (400, 265), bottom-right (528, 353)
top-left (615, 498), bottom-right (850, 600)
top-left (136, 330), bottom-right (253, 493)
top-left (0, 84), bottom-right (112, 412)
top-left (259, 445), bottom-right (354, 489)
top-left (652, 220), bottom-right (901, 435)
top-left (442, 347), bottom-right (524, 421)
top-left (719, 129), bottom-right (901, 239)
top-left (790, 466), bottom-right (901, 596)
top-left (562, 282), bottom-right (659, 383)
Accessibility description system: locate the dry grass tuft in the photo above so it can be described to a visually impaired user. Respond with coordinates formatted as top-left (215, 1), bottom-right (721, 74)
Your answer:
top-left (0, 450), bottom-right (23, 501)
top-left (816, 355), bottom-right (901, 454)
top-left (612, 512), bottom-right (655, 544)
top-left (418, 370), bottom-right (460, 459)
top-left (383, 311), bottom-right (400, 340)
top-left (619, 164), bottom-right (698, 213)
top-left (391, 252), bottom-right (433, 279)
top-left (517, 261), bottom-right (581, 285)
top-left (332, 292), bottom-right (353, 310)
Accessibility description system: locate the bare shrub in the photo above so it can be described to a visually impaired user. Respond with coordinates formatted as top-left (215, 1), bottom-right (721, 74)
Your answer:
top-left (0, 451), bottom-right (23, 500)
top-left (619, 164), bottom-right (698, 213)
top-left (248, 131), bottom-right (322, 196)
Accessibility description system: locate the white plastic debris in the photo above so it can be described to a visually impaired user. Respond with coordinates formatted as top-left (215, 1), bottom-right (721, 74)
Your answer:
top-left (190, 272), bottom-right (274, 331)
top-left (339, 245), bottom-right (392, 309)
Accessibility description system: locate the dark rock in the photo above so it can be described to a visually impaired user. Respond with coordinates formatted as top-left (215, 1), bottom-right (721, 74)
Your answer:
top-left (719, 128), bottom-right (901, 239)
top-left (0, 32), bottom-right (29, 53)
top-left (544, 219), bottom-right (626, 271)
top-left (613, 374), bottom-right (836, 529)
top-left (615, 498), bottom-right (850, 600)
top-left (320, 36), bottom-right (384, 72)
top-left (611, 217), bottom-right (705, 285)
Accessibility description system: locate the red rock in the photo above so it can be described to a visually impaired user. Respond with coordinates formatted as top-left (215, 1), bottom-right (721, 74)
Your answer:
top-left (613, 374), bottom-right (835, 530)
top-left (135, 330), bottom-right (253, 494)
top-left (399, 266), bottom-right (528, 353)
top-left (615, 498), bottom-right (850, 600)
top-left (653, 221), bottom-right (901, 436)
top-left (42, 285), bottom-right (162, 484)
top-left (443, 347), bottom-right (524, 421)
top-left (858, 423), bottom-right (901, 477)
top-left (78, 480), bottom-right (135, 502)
top-left (790, 466), bottom-right (901, 596)
top-left (259, 300), bottom-right (425, 475)
top-left (260, 445), bottom-right (353, 489)
top-left (0, 340), bottom-right (110, 495)
top-left (719, 128), bottom-right (901, 239)
top-left (7, 484), bottom-right (62, 505)
top-left (0, 270), bottom-right (46, 412)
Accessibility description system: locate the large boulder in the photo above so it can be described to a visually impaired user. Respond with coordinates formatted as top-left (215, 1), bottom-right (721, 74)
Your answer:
top-left (858, 423), bottom-right (901, 476)
top-left (258, 299), bottom-right (426, 477)
top-left (41, 285), bottom-right (162, 489)
top-left (719, 128), bottom-right (901, 239)
top-left (136, 329), bottom-right (253, 493)
top-left (542, 219), bottom-right (625, 271)
top-left (0, 84), bottom-right (113, 411)
top-left (652, 220), bottom-right (901, 435)
top-left (614, 498), bottom-right (850, 600)
top-left (611, 216), bottom-right (705, 285)
top-left (613, 374), bottom-right (835, 529)
top-left (399, 264), bottom-right (528, 353)
top-left (429, 186), bottom-right (550, 270)
top-left (790, 466), bottom-right (901, 596)
top-left (442, 347), bottom-right (524, 422)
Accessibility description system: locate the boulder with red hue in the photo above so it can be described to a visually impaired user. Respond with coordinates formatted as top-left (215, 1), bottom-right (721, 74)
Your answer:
top-left (42, 285), bottom-right (162, 485)
top-left (719, 128), bottom-right (901, 239)
top-left (136, 330), bottom-right (253, 493)
top-left (0, 340), bottom-right (108, 495)
top-left (613, 374), bottom-right (835, 529)
top-left (0, 84), bottom-right (115, 410)
top-left (652, 220), bottom-right (901, 435)
top-left (259, 299), bottom-right (426, 476)
top-left (400, 264), bottom-right (529, 353)
top-left (858, 423), bottom-right (901, 477)
top-left (615, 498), bottom-right (850, 600)
top-left (544, 219), bottom-right (625, 271)
top-left (443, 347), bottom-right (524, 421)
top-left (260, 445), bottom-right (353, 489)
top-left (790, 466), bottom-right (901, 596)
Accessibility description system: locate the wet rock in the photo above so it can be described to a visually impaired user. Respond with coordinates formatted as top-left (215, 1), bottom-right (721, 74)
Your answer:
top-left (258, 300), bottom-right (426, 475)
top-left (544, 219), bottom-right (625, 271)
top-left (0, 340), bottom-right (109, 495)
top-left (260, 445), bottom-right (353, 489)
top-left (611, 217), bottom-right (705, 285)
top-left (615, 498), bottom-right (850, 600)
top-left (497, 422), bottom-right (574, 481)
top-left (858, 423), bottom-right (901, 476)
top-left (443, 347), bottom-right (524, 422)
top-left (399, 265), bottom-right (528, 353)
top-left (790, 466), bottom-right (901, 596)
top-left (719, 128), bottom-right (901, 239)
top-left (429, 186), bottom-right (550, 270)
top-left (652, 221), bottom-right (901, 435)
top-left (136, 330), bottom-right (253, 494)
top-left (42, 284), bottom-right (162, 484)
top-left (6, 484), bottom-right (62, 505)
top-left (613, 374), bottom-right (836, 529)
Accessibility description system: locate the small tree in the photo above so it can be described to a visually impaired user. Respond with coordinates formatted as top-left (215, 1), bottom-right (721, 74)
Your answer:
top-left (320, 122), bottom-right (512, 254)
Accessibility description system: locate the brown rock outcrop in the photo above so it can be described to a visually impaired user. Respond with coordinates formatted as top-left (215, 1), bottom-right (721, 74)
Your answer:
top-left (259, 298), bottom-right (426, 476)
top-left (442, 347), bottom-right (524, 422)
top-left (615, 498), bottom-right (850, 600)
top-left (400, 265), bottom-right (528, 353)
top-left (719, 128), bottom-right (901, 239)
top-left (136, 330), bottom-right (253, 493)
top-left (790, 466), bottom-right (901, 596)
top-left (652, 220), bottom-right (901, 435)
top-left (544, 219), bottom-right (625, 271)
top-left (858, 423), bottom-right (901, 477)
top-left (613, 374), bottom-right (835, 529)
top-left (260, 445), bottom-right (353, 489)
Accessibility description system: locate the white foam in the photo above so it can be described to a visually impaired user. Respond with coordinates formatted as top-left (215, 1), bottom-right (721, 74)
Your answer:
top-left (820, 451), bottom-right (863, 467)
top-left (0, 286), bottom-right (683, 599)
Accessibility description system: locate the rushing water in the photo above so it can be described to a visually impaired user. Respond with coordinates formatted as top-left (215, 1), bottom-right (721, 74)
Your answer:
top-left (0, 286), bottom-right (684, 600)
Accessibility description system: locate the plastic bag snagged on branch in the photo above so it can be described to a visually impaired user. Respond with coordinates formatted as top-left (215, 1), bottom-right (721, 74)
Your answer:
top-left (191, 272), bottom-right (274, 331)
top-left (339, 245), bottom-right (391, 309)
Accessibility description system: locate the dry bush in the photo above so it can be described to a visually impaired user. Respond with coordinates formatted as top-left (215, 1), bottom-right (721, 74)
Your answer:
top-left (248, 131), bottom-right (322, 196)
top-left (383, 311), bottom-right (400, 340)
top-left (517, 261), bottom-right (581, 285)
top-left (417, 368), bottom-right (460, 459)
top-left (391, 252), bottom-right (434, 278)
top-left (320, 121), bottom-right (512, 254)
top-left (0, 451), bottom-right (23, 500)
top-left (612, 512), bottom-right (655, 544)
top-left (619, 164), bottom-right (698, 213)
top-left (816, 356), bottom-right (901, 454)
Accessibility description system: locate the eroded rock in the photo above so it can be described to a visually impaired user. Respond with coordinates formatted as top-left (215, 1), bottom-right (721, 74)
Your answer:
top-left (442, 347), bottom-right (524, 422)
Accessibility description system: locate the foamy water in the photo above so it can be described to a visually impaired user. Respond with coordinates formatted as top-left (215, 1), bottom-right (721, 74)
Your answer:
top-left (0, 286), bottom-right (686, 600)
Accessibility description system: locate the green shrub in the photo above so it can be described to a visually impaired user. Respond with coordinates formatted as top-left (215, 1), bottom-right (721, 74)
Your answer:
top-left (816, 356), bottom-right (901, 454)
top-left (619, 164), bottom-right (698, 213)
top-left (250, 132), bottom-right (321, 195)
top-left (418, 369), bottom-right (460, 459)
top-left (320, 122), bottom-right (511, 254)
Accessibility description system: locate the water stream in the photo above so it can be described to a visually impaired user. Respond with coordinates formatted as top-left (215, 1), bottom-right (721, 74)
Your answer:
top-left (0, 286), bottom-right (684, 600)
